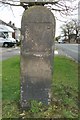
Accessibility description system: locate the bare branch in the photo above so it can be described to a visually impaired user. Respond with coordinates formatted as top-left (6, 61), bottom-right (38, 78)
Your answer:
top-left (0, 0), bottom-right (78, 18)
top-left (10, 5), bottom-right (15, 17)
top-left (0, 0), bottom-right (21, 6)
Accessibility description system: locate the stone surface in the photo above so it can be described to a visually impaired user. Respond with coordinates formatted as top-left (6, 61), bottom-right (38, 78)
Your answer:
top-left (21, 6), bottom-right (55, 108)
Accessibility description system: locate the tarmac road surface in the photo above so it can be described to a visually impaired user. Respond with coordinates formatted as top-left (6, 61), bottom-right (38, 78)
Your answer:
top-left (56, 44), bottom-right (79, 62)
top-left (0, 47), bottom-right (20, 61)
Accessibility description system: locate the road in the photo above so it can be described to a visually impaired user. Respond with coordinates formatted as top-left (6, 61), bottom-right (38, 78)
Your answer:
top-left (0, 44), bottom-right (79, 62)
top-left (56, 44), bottom-right (79, 62)
top-left (0, 47), bottom-right (20, 61)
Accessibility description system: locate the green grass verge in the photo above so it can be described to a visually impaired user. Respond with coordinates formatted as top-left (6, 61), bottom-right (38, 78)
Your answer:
top-left (0, 61), bottom-right (2, 120)
top-left (2, 55), bottom-right (78, 118)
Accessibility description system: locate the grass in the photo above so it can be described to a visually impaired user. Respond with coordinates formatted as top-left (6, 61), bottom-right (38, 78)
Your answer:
top-left (0, 61), bottom-right (2, 120)
top-left (2, 56), bottom-right (20, 118)
top-left (2, 55), bottom-right (78, 118)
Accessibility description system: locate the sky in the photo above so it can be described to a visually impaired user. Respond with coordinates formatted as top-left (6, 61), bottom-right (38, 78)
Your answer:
top-left (0, 0), bottom-right (78, 36)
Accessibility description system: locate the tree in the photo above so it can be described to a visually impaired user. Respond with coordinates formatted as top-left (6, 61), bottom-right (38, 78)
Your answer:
top-left (61, 19), bottom-right (78, 43)
top-left (0, 0), bottom-right (78, 16)
top-left (0, 0), bottom-right (78, 37)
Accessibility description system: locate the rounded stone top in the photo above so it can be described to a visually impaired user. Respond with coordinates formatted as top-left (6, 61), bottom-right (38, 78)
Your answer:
top-left (22, 6), bottom-right (55, 23)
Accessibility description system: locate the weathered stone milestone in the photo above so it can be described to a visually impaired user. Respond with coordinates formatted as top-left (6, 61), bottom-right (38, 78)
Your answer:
top-left (21, 6), bottom-right (55, 108)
